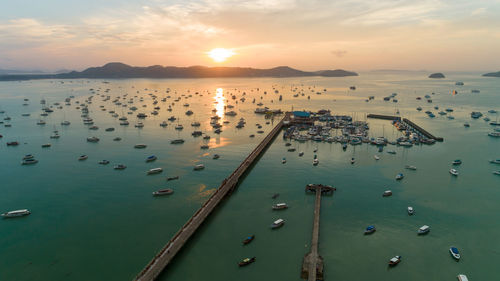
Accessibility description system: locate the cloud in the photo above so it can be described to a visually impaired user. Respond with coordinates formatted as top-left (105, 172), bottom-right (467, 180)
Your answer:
top-left (331, 50), bottom-right (347, 58)
top-left (471, 7), bottom-right (486, 16)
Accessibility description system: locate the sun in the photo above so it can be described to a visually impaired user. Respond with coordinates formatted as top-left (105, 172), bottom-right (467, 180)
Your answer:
top-left (207, 48), bottom-right (235, 63)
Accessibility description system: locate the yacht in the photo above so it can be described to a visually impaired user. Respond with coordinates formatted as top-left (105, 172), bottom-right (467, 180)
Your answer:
top-left (449, 247), bottom-right (461, 260)
top-left (364, 225), bottom-right (376, 235)
top-left (87, 136), bottom-right (100, 142)
top-left (134, 144), bottom-right (147, 148)
top-left (395, 173), bottom-right (404, 180)
top-left (153, 189), bottom-right (174, 196)
top-left (272, 203), bottom-right (288, 210)
top-left (383, 190), bottom-right (392, 197)
top-left (270, 218), bottom-right (285, 229)
top-left (78, 155), bottom-right (88, 161)
top-left (147, 168), bottom-right (163, 175)
top-left (2, 209), bottom-right (31, 218)
top-left (407, 206), bottom-right (414, 215)
top-left (405, 165), bottom-right (417, 170)
top-left (114, 164), bottom-right (127, 170)
top-left (450, 169), bottom-right (459, 176)
top-left (98, 160), bottom-right (110, 165)
top-left (194, 164), bottom-right (205, 170)
top-left (388, 256), bottom-right (401, 267)
top-left (22, 159), bottom-right (38, 165)
top-left (146, 155), bottom-right (157, 162)
top-left (418, 225), bottom-right (430, 235)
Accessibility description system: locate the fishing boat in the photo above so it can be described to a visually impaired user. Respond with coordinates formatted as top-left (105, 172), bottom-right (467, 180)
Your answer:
top-left (418, 225), bottom-right (430, 235)
top-left (194, 164), bottom-right (205, 170)
top-left (167, 176), bottom-right (179, 181)
top-left (242, 235), bottom-right (255, 245)
top-left (153, 189), bottom-right (174, 196)
top-left (238, 257), bottom-right (256, 267)
top-left (134, 144), bottom-right (147, 148)
top-left (395, 173), bottom-right (404, 180)
top-left (449, 247), bottom-right (461, 260)
top-left (450, 169), bottom-right (459, 176)
top-left (22, 159), bottom-right (38, 165)
top-left (272, 203), bottom-right (288, 210)
top-left (147, 168), bottom-right (163, 175)
top-left (388, 256), bottom-right (401, 267)
top-left (78, 155), bottom-right (88, 161)
top-left (408, 206), bottom-right (414, 215)
top-left (98, 160), bottom-right (110, 165)
top-left (2, 209), bottom-right (31, 218)
top-left (452, 159), bottom-right (462, 165)
top-left (364, 225), bottom-right (376, 235)
top-left (383, 190), bottom-right (392, 197)
top-left (146, 155), bottom-right (157, 162)
top-left (270, 218), bottom-right (285, 229)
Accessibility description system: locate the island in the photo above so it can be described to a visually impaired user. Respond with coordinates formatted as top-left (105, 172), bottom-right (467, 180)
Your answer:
top-left (482, 71), bottom-right (500, 77)
top-left (0, 63), bottom-right (358, 81)
top-left (428, 73), bottom-right (445, 78)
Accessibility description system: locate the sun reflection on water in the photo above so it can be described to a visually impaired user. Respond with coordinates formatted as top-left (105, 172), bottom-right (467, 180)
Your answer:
top-left (214, 88), bottom-right (225, 119)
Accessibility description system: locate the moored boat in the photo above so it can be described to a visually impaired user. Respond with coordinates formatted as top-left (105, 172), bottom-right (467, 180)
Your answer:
top-left (146, 155), bottom-right (157, 162)
top-left (418, 225), bottom-right (430, 235)
top-left (395, 173), bottom-right (404, 180)
top-left (272, 203), bottom-right (288, 210)
top-left (457, 274), bottom-right (469, 281)
top-left (408, 206), bottom-right (414, 215)
top-left (242, 235), bottom-right (255, 245)
top-left (78, 155), bottom-right (88, 161)
top-left (271, 218), bottom-right (285, 229)
top-left (450, 169), bottom-right (459, 176)
top-left (238, 257), bottom-right (256, 267)
top-left (364, 225), bottom-right (376, 235)
top-left (383, 190), bottom-right (392, 197)
top-left (99, 160), bottom-right (110, 165)
top-left (167, 176), bottom-right (179, 181)
top-left (2, 209), bottom-right (31, 218)
top-left (153, 189), bottom-right (174, 196)
top-left (452, 159), bottom-right (462, 165)
top-left (194, 164), bottom-right (205, 170)
top-left (114, 164), bottom-right (127, 170)
top-left (388, 256), bottom-right (401, 267)
top-left (134, 144), bottom-right (147, 148)
top-left (450, 246), bottom-right (461, 260)
top-left (147, 168), bottom-right (163, 175)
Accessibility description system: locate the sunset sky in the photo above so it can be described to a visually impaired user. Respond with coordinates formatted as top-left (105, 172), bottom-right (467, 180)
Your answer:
top-left (1, 0), bottom-right (499, 71)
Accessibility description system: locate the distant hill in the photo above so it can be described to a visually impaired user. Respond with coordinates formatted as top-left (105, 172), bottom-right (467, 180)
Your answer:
top-left (482, 71), bottom-right (500, 77)
top-left (0, 62), bottom-right (358, 81)
top-left (428, 73), bottom-right (445, 78)
top-left (0, 68), bottom-right (45, 75)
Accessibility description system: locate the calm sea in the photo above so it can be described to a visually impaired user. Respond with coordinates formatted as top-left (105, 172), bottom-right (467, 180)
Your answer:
top-left (0, 72), bottom-right (498, 280)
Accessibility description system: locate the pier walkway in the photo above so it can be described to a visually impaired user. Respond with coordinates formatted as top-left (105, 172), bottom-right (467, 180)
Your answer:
top-left (134, 112), bottom-right (291, 281)
top-left (301, 184), bottom-right (335, 280)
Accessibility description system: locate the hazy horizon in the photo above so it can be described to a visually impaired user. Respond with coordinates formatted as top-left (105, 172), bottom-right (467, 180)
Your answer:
top-left (1, 0), bottom-right (500, 72)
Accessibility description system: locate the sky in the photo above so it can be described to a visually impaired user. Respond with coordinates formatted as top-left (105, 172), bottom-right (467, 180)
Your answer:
top-left (0, 0), bottom-right (499, 72)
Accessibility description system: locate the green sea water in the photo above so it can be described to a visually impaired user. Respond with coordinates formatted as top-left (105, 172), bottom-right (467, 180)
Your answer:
top-left (0, 72), bottom-right (498, 281)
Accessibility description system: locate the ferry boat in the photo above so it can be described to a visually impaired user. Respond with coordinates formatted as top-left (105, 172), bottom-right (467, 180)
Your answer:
top-left (449, 247), bottom-right (461, 260)
top-left (170, 139), bottom-right (185, 144)
top-left (2, 209), bottom-right (31, 218)
top-left (364, 225), bottom-right (376, 235)
top-left (271, 218), bottom-right (285, 229)
top-left (22, 159), bottom-right (38, 165)
top-left (238, 257), bottom-right (256, 267)
top-left (418, 225), bottom-right (430, 235)
top-left (450, 169), bottom-right (459, 176)
top-left (114, 164), bottom-right (127, 170)
top-left (147, 168), bottom-right (163, 175)
top-left (134, 144), bottom-right (147, 148)
top-left (395, 173), bottom-right (404, 180)
top-left (194, 164), bottom-right (205, 170)
top-left (272, 203), bottom-right (288, 210)
top-left (408, 206), bottom-right (414, 215)
top-left (242, 235), bottom-right (255, 245)
top-left (388, 256), bottom-right (401, 267)
top-left (146, 155), bottom-right (157, 162)
top-left (153, 189), bottom-right (174, 196)
top-left (78, 155), bottom-right (88, 161)
top-left (383, 190), bottom-right (392, 197)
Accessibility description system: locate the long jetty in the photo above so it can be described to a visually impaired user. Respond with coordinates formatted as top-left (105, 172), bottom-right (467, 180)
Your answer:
top-left (301, 184), bottom-right (335, 280)
top-left (367, 114), bottom-right (443, 141)
top-left (134, 112), bottom-right (291, 281)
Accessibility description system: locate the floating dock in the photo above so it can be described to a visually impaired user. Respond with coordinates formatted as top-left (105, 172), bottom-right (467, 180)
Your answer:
top-left (134, 112), bottom-right (292, 281)
top-left (301, 184), bottom-right (335, 280)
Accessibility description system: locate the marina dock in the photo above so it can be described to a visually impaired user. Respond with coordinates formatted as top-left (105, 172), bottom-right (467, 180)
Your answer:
top-left (301, 184), bottom-right (335, 281)
top-left (402, 118), bottom-right (443, 141)
top-left (134, 112), bottom-right (292, 281)
top-left (366, 114), bottom-right (401, 121)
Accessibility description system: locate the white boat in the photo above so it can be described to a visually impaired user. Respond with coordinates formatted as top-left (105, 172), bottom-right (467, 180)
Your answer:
top-left (374, 155), bottom-right (380, 160)
top-left (2, 209), bottom-right (31, 218)
top-left (272, 203), bottom-right (288, 210)
top-left (405, 165), bottom-right (417, 170)
top-left (78, 155), bottom-right (88, 161)
top-left (488, 131), bottom-right (500, 137)
top-left (271, 218), bottom-right (285, 229)
top-left (87, 136), bottom-right (100, 142)
top-left (114, 164), bottom-right (127, 170)
top-left (418, 225), bottom-right (430, 235)
top-left (450, 169), bottom-right (459, 176)
top-left (383, 190), bottom-right (392, 197)
top-left (450, 247), bottom-right (461, 260)
top-left (457, 274), bottom-right (469, 281)
top-left (153, 189), bottom-right (174, 196)
top-left (313, 158), bottom-right (319, 166)
top-left (194, 164), bottom-right (205, 170)
top-left (282, 157), bottom-right (287, 164)
top-left (147, 168), bottom-right (163, 175)
top-left (299, 151), bottom-right (304, 157)
top-left (407, 206), bottom-right (414, 215)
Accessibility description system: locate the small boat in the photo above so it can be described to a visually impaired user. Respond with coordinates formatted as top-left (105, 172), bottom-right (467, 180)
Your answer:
top-left (170, 139), bottom-right (185, 144)
top-left (395, 173), bottom-right (404, 180)
top-left (113, 137), bottom-right (122, 141)
top-left (364, 225), bottom-right (376, 235)
top-left (194, 164), bottom-right (205, 170)
top-left (494, 171), bottom-right (500, 175)
top-left (489, 159), bottom-right (500, 164)
top-left (463, 123), bottom-right (470, 127)
top-left (105, 127), bottom-right (115, 132)
top-left (213, 154), bottom-right (220, 159)
top-left (408, 206), bottom-right (414, 215)
top-left (23, 154), bottom-right (34, 160)
top-left (134, 144), bottom-right (147, 148)
top-left (153, 189), bottom-right (174, 196)
top-left (387, 150), bottom-right (396, 154)
top-left (87, 136), bottom-right (100, 142)
top-left (450, 169), bottom-right (459, 176)
top-left (457, 274), bottom-right (469, 281)
top-left (388, 256), bottom-right (401, 267)
top-left (452, 159), bottom-right (462, 165)
top-left (271, 218), bottom-right (285, 229)
top-left (238, 257), bottom-right (256, 267)
top-left (78, 155), bottom-right (88, 161)
top-left (449, 247), bottom-right (461, 260)
top-left (22, 159), bottom-right (38, 165)
top-left (272, 203), bottom-right (288, 210)
top-left (98, 160), bottom-right (110, 165)
top-left (114, 164), bottom-right (127, 170)
top-left (6, 141), bottom-right (19, 146)
top-left (342, 143), bottom-right (347, 150)
top-left (374, 155), bottom-right (380, 160)
top-left (418, 225), bottom-right (430, 235)
top-left (200, 145), bottom-right (209, 149)
top-left (41, 143), bottom-right (51, 148)
top-left (287, 148), bottom-right (296, 152)
top-left (405, 165), bottom-right (417, 170)
top-left (147, 168), bottom-right (163, 175)
top-left (242, 235), bottom-right (255, 245)
top-left (282, 157), bottom-right (286, 164)
top-left (146, 155), bottom-right (157, 162)
top-left (351, 158), bottom-right (355, 164)
top-left (383, 190), bottom-right (392, 197)
top-left (313, 158), bottom-right (319, 166)
top-left (299, 151), bottom-right (304, 157)
top-left (2, 209), bottom-right (31, 218)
